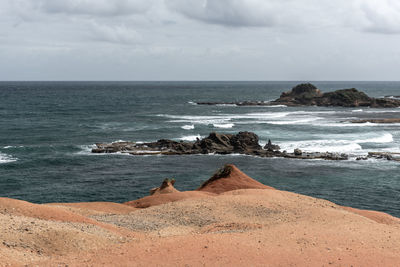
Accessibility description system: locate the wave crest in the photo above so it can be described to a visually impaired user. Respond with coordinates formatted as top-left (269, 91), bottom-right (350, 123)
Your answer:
top-left (0, 152), bottom-right (17, 164)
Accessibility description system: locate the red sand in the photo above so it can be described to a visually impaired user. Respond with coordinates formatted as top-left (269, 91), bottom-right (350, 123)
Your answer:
top-left (1, 164), bottom-right (399, 266)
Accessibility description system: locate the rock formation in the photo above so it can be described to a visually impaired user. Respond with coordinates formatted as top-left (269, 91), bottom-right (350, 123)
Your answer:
top-left (196, 83), bottom-right (400, 108)
top-left (92, 132), bottom-right (349, 161)
top-left (264, 139), bottom-right (280, 151)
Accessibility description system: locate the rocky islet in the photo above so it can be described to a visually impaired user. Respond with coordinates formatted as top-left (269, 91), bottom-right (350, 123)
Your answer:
top-left (92, 131), bottom-right (400, 162)
top-left (197, 83), bottom-right (400, 108)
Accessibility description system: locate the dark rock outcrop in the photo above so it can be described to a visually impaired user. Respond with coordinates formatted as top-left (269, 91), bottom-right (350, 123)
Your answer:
top-left (351, 118), bottom-right (400, 124)
top-left (264, 139), bottom-right (280, 151)
top-left (92, 132), bottom-right (400, 162)
top-left (277, 83), bottom-right (323, 105)
top-left (92, 132), bottom-right (351, 161)
top-left (196, 83), bottom-right (400, 108)
top-left (368, 152), bottom-right (400, 162)
top-left (273, 86), bottom-right (400, 107)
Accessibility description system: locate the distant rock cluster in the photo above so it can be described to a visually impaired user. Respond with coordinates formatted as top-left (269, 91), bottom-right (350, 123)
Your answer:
top-left (197, 83), bottom-right (400, 108)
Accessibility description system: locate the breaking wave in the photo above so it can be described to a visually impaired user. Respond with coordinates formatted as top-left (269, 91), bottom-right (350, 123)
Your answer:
top-left (181, 125), bottom-right (195, 130)
top-left (0, 152), bottom-right (17, 164)
top-left (179, 135), bottom-right (202, 141)
top-left (213, 123), bottom-right (234, 128)
top-left (278, 133), bottom-right (394, 154)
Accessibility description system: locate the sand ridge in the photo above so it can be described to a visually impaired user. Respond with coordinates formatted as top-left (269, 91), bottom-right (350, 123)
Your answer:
top-left (1, 164), bottom-right (399, 266)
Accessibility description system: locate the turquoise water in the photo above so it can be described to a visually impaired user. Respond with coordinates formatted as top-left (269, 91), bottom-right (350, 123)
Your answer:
top-left (0, 81), bottom-right (399, 217)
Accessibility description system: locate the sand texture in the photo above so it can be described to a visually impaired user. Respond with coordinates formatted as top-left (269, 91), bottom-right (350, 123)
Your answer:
top-left (1, 165), bottom-right (399, 266)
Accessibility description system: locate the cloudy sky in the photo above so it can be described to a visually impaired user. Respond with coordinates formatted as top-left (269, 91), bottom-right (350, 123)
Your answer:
top-left (1, 0), bottom-right (400, 81)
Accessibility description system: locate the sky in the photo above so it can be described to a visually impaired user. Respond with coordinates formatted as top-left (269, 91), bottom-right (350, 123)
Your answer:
top-left (1, 0), bottom-right (400, 81)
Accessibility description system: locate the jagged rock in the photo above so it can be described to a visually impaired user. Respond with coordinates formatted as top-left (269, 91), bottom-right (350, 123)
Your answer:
top-left (193, 132), bottom-right (262, 154)
top-left (264, 139), bottom-right (280, 151)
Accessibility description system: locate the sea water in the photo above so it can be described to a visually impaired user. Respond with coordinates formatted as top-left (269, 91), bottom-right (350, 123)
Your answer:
top-left (0, 81), bottom-right (399, 217)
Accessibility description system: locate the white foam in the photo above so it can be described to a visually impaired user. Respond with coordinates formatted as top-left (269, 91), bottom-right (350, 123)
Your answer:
top-left (268, 105), bottom-right (288, 108)
top-left (356, 133), bottom-right (393, 143)
top-left (75, 145), bottom-right (95, 155)
top-left (75, 145), bottom-right (136, 156)
top-left (112, 140), bottom-right (128, 143)
top-left (213, 123), bottom-right (234, 128)
top-left (279, 140), bottom-right (363, 153)
top-left (3, 146), bottom-right (24, 149)
top-left (265, 117), bottom-right (321, 125)
top-left (0, 152), bottom-right (17, 163)
top-left (188, 101), bottom-right (197, 105)
top-left (181, 125), bottom-right (195, 130)
top-left (216, 104), bottom-right (237, 107)
top-left (159, 111), bottom-right (338, 126)
top-left (352, 109), bottom-right (363, 112)
top-left (317, 122), bottom-right (400, 127)
top-left (179, 135), bottom-right (201, 141)
top-left (364, 110), bottom-right (400, 113)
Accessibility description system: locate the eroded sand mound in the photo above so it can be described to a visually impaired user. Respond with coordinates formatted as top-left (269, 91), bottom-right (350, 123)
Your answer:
top-left (125, 164), bottom-right (273, 208)
top-left (1, 164), bottom-right (399, 266)
top-left (197, 164), bottom-right (274, 194)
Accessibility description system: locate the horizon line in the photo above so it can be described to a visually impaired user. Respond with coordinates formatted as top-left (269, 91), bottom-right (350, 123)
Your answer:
top-left (1, 80), bottom-right (400, 83)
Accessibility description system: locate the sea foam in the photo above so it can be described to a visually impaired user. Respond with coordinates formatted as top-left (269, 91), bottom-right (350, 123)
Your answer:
top-left (0, 152), bottom-right (17, 164)
top-left (180, 135), bottom-right (202, 141)
top-left (213, 123), bottom-right (234, 128)
top-left (181, 125), bottom-right (195, 130)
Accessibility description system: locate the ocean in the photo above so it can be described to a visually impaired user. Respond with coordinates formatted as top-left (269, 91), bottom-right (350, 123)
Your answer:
top-left (0, 81), bottom-right (399, 217)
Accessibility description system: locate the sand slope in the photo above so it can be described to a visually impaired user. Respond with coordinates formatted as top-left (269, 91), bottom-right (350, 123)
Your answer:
top-left (1, 165), bottom-right (399, 266)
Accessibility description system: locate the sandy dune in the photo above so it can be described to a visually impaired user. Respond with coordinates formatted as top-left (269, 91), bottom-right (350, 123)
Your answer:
top-left (1, 164), bottom-right (399, 266)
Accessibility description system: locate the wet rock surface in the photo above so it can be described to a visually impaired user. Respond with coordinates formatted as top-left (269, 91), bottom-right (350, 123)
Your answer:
top-left (196, 83), bottom-right (400, 108)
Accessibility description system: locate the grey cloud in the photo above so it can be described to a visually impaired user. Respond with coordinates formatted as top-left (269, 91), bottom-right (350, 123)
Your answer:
top-left (166, 0), bottom-right (276, 27)
top-left (89, 22), bottom-right (142, 44)
top-left (166, 0), bottom-right (400, 35)
top-left (37, 0), bottom-right (154, 16)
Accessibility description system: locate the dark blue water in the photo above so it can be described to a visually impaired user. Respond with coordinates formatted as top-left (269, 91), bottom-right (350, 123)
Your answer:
top-left (0, 81), bottom-right (399, 217)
